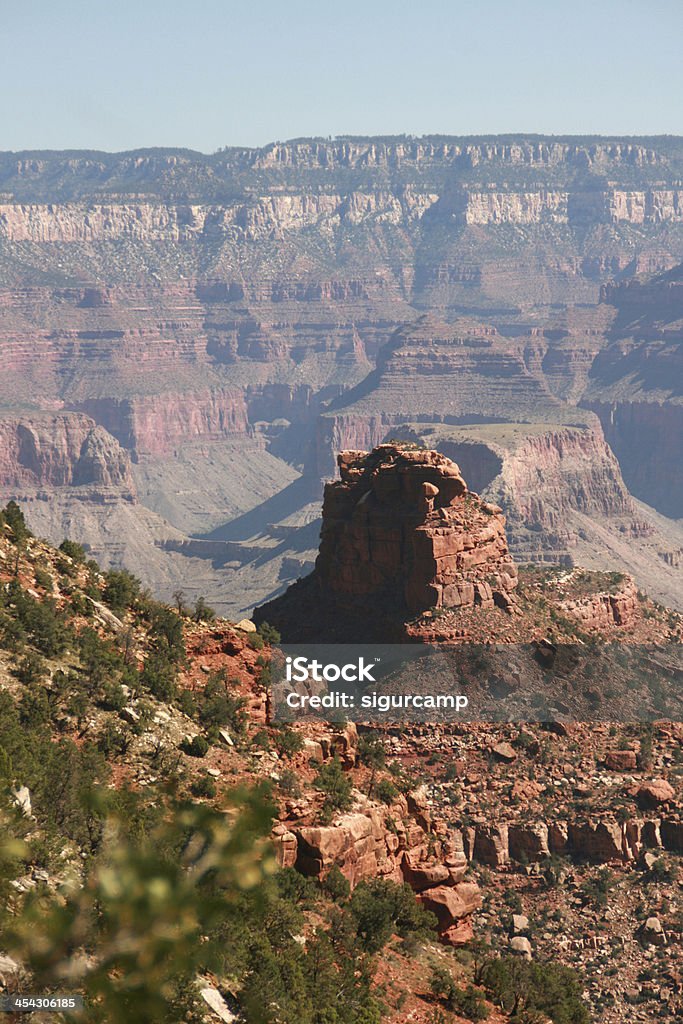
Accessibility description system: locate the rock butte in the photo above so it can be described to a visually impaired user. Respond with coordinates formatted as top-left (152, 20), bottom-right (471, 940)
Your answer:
top-left (255, 442), bottom-right (683, 644)
top-left (318, 444), bottom-right (518, 614)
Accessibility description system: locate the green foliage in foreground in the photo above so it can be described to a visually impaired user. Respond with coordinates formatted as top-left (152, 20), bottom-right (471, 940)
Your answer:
top-left (3, 789), bottom-right (276, 1024)
top-left (0, 784), bottom-right (442, 1024)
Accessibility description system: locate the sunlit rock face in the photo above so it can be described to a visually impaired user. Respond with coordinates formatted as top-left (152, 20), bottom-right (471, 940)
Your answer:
top-left (316, 444), bottom-right (518, 615)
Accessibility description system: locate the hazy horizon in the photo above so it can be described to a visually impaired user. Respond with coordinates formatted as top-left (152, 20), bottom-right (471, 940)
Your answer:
top-left (2, 0), bottom-right (683, 152)
top-left (5, 130), bottom-right (683, 158)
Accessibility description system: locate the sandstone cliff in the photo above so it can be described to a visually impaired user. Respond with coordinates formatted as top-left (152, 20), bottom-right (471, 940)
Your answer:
top-left (316, 445), bottom-right (517, 615)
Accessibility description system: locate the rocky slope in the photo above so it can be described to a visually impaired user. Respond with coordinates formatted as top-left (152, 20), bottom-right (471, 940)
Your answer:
top-left (2, 502), bottom-right (683, 1022)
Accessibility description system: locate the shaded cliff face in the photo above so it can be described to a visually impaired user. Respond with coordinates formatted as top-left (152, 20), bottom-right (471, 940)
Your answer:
top-left (0, 413), bottom-right (134, 490)
top-left (583, 263), bottom-right (683, 519)
top-left (0, 137), bottom-right (682, 615)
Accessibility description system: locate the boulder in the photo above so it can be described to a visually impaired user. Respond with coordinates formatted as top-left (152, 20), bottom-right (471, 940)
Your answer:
top-left (568, 820), bottom-right (627, 862)
top-left (0, 954), bottom-right (20, 984)
top-left (473, 824), bottom-right (509, 867)
top-left (510, 936), bottom-right (533, 959)
top-left (402, 859), bottom-right (451, 892)
top-left (637, 780), bottom-right (675, 809)
top-left (407, 785), bottom-right (431, 829)
top-left (508, 823), bottom-right (549, 863)
top-left (11, 786), bottom-right (32, 817)
top-left (200, 986), bottom-right (237, 1023)
top-left (548, 821), bottom-right (569, 855)
top-left (492, 741), bottom-right (517, 763)
top-left (272, 829), bottom-right (298, 869)
top-left (661, 818), bottom-right (683, 852)
top-left (416, 882), bottom-right (481, 933)
top-left (605, 750), bottom-right (637, 771)
top-left (511, 914), bottom-right (530, 936)
top-left (640, 916), bottom-right (666, 947)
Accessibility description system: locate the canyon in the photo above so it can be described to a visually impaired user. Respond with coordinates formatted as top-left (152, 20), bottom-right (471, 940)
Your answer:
top-left (0, 136), bottom-right (682, 614)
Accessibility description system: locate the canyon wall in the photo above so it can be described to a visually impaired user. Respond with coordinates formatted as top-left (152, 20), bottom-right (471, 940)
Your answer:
top-left (0, 136), bottom-right (681, 613)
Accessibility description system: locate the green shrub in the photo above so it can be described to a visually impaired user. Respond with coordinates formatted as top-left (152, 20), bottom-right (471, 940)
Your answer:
top-left (97, 722), bottom-right (132, 758)
top-left (181, 735), bottom-right (209, 758)
top-left (322, 864), bottom-right (351, 902)
top-left (483, 956), bottom-right (589, 1023)
top-left (18, 685), bottom-right (51, 727)
top-left (140, 652), bottom-right (178, 702)
top-left (15, 652), bottom-right (48, 685)
top-left (100, 681), bottom-right (127, 713)
top-left (192, 596), bottom-right (216, 623)
top-left (33, 568), bottom-right (54, 592)
top-left (276, 867), bottom-right (319, 905)
top-left (349, 879), bottom-right (437, 952)
top-left (375, 777), bottom-right (398, 804)
top-left (580, 867), bottom-right (614, 910)
top-left (273, 727), bottom-right (304, 758)
top-left (256, 621), bottom-right (281, 644)
top-left (2, 500), bottom-right (29, 542)
top-left (59, 539), bottom-right (87, 564)
top-left (175, 689), bottom-right (197, 718)
top-left (197, 672), bottom-right (246, 736)
top-left (430, 966), bottom-right (490, 1020)
top-left (314, 756), bottom-right (353, 820)
top-left (189, 776), bottom-right (217, 799)
top-left (103, 569), bottom-right (141, 613)
top-left (146, 605), bottom-right (185, 665)
top-left (278, 768), bottom-right (301, 797)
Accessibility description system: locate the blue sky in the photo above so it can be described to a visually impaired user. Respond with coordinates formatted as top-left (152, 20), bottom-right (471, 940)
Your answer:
top-left (1, 0), bottom-right (682, 152)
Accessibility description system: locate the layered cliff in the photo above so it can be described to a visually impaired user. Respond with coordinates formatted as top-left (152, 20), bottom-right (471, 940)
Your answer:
top-left (0, 136), bottom-right (682, 616)
top-left (582, 262), bottom-right (683, 520)
top-left (316, 445), bottom-right (517, 615)
top-left (0, 412), bottom-right (134, 490)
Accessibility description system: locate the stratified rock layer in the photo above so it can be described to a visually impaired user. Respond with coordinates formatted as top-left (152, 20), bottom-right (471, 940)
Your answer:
top-left (316, 444), bottom-right (518, 615)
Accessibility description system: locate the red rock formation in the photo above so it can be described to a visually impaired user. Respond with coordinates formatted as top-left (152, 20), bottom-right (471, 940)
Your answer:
top-left (560, 577), bottom-right (639, 630)
top-left (278, 797), bottom-right (481, 946)
top-left (316, 444), bottom-right (517, 615)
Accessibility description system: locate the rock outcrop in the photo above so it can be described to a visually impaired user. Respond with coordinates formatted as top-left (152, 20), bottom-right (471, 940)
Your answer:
top-left (257, 443), bottom-right (522, 637)
top-left (317, 445), bottom-right (517, 615)
top-left (0, 413), bottom-right (134, 491)
top-left (559, 577), bottom-right (639, 630)
top-left (274, 797), bottom-right (480, 946)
